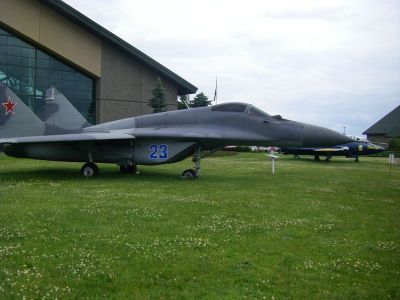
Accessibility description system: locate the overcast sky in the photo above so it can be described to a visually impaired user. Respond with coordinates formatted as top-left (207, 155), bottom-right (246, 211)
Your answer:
top-left (64, 0), bottom-right (400, 136)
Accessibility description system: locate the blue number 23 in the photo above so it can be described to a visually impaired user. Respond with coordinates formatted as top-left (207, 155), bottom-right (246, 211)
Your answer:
top-left (149, 144), bottom-right (168, 159)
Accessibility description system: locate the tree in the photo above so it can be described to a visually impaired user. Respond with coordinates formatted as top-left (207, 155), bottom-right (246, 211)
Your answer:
top-left (148, 77), bottom-right (167, 113)
top-left (389, 138), bottom-right (400, 150)
top-left (177, 95), bottom-right (189, 110)
top-left (190, 92), bottom-right (212, 108)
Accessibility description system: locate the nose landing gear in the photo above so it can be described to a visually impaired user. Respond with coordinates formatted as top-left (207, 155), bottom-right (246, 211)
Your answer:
top-left (181, 146), bottom-right (202, 179)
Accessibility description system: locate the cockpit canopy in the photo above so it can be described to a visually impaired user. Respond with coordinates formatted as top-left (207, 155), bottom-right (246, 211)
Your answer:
top-left (210, 103), bottom-right (248, 112)
top-left (349, 135), bottom-right (370, 143)
top-left (210, 102), bottom-right (272, 119)
top-left (248, 105), bottom-right (271, 119)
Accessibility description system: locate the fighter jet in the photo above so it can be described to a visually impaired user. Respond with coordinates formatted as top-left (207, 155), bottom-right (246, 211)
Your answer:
top-left (0, 85), bottom-right (352, 178)
top-left (281, 139), bottom-right (384, 162)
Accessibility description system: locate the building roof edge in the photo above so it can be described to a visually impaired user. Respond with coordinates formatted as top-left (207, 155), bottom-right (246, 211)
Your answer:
top-left (39, 0), bottom-right (198, 95)
top-left (363, 105), bottom-right (400, 136)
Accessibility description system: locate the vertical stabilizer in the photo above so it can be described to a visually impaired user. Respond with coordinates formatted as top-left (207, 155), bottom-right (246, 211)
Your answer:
top-left (42, 87), bottom-right (91, 134)
top-left (0, 82), bottom-right (45, 139)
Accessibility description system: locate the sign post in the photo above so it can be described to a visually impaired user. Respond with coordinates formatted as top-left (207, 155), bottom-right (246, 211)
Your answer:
top-left (267, 148), bottom-right (279, 175)
top-left (389, 154), bottom-right (395, 177)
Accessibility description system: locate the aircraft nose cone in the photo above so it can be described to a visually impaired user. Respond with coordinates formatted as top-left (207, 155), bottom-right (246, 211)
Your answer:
top-left (377, 145), bottom-right (385, 151)
top-left (302, 124), bottom-right (352, 147)
top-left (368, 143), bottom-right (385, 153)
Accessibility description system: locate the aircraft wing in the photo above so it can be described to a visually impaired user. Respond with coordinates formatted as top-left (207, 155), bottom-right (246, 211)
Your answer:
top-left (0, 126), bottom-right (219, 145)
top-left (314, 146), bottom-right (349, 152)
top-left (1, 125), bottom-right (266, 150)
top-left (0, 125), bottom-right (226, 145)
top-left (0, 132), bottom-right (135, 144)
top-left (0, 124), bottom-right (265, 148)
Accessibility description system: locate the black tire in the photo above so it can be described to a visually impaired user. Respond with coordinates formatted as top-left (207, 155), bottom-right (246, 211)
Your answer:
top-left (81, 162), bottom-right (99, 177)
top-left (181, 169), bottom-right (197, 179)
top-left (120, 165), bottom-right (137, 174)
top-left (126, 165), bottom-right (137, 174)
top-left (120, 165), bottom-right (127, 173)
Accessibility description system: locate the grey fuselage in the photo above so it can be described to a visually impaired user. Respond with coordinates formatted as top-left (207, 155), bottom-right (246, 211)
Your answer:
top-left (89, 104), bottom-right (350, 148)
top-left (3, 103), bottom-right (352, 165)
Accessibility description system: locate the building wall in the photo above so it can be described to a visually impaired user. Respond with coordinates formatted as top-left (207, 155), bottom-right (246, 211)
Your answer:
top-left (0, 25), bottom-right (96, 123)
top-left (366, 134), bottom-right (390, 149)
top-left (141, 68), bottom-right (178, 114)
top-left (1, 0), bottom-right (180, 125)
top-left (0, 0), bottom-right (101, 77)
top-left (97, 43), bottom-right (178, 123)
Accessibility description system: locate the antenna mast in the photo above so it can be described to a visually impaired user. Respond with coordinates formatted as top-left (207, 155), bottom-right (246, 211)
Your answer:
top-left (213, 76), bottom-right (218, 104)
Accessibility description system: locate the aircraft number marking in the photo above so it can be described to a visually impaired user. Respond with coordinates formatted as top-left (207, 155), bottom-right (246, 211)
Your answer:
top-left (149, 144), bottom-right (168, 159)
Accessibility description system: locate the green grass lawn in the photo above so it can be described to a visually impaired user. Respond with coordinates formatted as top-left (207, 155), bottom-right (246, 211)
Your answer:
top-left (0, 153), bottom-right (399, 299)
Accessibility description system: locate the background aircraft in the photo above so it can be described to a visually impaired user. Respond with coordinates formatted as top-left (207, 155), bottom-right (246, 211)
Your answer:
top-left (281, 139), bottom-right (384, 162)
top-left (1, 84), bottom-right (352, 178)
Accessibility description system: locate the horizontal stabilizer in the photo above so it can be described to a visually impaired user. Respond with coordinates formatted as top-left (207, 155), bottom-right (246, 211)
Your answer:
top-left (0, 132), bottom-right (135, 144)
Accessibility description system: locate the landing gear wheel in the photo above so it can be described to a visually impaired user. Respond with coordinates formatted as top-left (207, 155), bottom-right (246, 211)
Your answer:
top-left (181, 145), bottom-right (202, 179)
top-left (181, 169), bottom-right (197, 179)
top-left (120, 165), bottom-right (137, 174)
top-left (81, 162), bottom-right (99, 177)
top-left (127, 165), bottom-right (137, 173)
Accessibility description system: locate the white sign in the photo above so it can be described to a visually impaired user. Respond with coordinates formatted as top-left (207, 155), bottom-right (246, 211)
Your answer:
top-left (389, 154), bottom-right (395, 164)
top-left (267, 151), bottom-right (279, 175)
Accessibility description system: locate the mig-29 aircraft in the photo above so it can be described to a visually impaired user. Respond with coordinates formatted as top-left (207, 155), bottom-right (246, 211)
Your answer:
top-left (0, 83), bottom-right (352, 178)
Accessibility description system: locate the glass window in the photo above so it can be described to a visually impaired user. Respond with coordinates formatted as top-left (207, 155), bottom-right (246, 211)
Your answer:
top-left (211, 103), bottom-right (248, 112)
top-left (248, 106), bottom-right (271, 119)
top-left (0, 26), bottom-right (95, 124)
top-left (0, 28), bottom-right (8, 35)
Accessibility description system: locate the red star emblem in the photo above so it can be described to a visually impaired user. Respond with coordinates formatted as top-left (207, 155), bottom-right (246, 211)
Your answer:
top-left (2, 96), bottom-right (17, 115)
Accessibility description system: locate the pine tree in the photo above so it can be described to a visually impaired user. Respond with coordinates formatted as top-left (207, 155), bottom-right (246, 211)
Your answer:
top-left (148, 77), bottom-right (167, 113)
top-left (191, 92), bottom-right (212, 107)
top-left (177, 95), bottom-right (189, 110)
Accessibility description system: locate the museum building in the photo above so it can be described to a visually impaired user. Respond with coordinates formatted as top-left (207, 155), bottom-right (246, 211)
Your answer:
top-left (0, 0), bottom-right (197, 124)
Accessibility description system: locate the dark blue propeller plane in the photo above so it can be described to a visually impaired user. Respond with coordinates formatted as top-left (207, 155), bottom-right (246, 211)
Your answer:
top-left (281, 138), bottom-right (384, 162)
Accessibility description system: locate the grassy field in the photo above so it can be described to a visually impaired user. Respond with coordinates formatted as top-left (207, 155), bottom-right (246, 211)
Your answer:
top-left (0, 153), bottom-right (399, 299)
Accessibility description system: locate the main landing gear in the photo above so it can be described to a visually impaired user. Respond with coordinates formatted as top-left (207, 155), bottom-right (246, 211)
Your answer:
top-left (81, 152), bottom-right (99, 177)
top-left (181, 146), bottom-right (202, 179)
top-left (80, 162), bottom-right (138, 177)
top-left (80, 152), bottom-right (98, 177)
top-left (81, 162), bottom-right (99, 177)
top-left (120, 164), bottom-right (137, 174)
